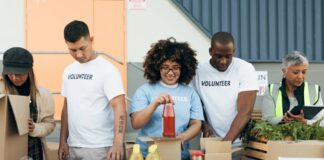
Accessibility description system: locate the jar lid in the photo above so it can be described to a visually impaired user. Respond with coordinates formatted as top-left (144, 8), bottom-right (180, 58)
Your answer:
top-left (191, 151), bottom-right (204, 156)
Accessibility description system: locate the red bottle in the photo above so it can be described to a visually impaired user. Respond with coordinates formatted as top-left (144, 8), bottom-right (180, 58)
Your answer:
top-left (162, 102), bottom-right (175, 137)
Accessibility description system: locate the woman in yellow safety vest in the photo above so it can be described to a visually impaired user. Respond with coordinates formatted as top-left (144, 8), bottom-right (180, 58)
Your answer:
top-left (261, 51), bottom-right (323, 126)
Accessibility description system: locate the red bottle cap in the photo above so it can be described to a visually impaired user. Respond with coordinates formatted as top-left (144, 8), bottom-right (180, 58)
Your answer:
top-left (191, 151), bottom-right (204, 156)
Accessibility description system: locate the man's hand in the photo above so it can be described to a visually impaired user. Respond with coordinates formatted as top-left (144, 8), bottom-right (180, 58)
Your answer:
top-left (59, 98), bottom-right (69, 160)
top-left (106, 143), bottom-right (124, 160)
top-left (109, 95), bottom-right (126, 160)
top-left (58, 142), bottom-right (70, 160)
top-left (202, 122), bottom-right (214, 137)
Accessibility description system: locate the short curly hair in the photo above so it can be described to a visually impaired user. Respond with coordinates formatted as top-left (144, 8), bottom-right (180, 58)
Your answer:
top-left (143, 37), bottom-right (197, 85)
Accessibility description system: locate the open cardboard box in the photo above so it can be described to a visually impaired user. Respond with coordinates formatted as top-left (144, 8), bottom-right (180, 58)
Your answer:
top-left (245, 140), bottom-right (324, 160)
top-left (0, 94), bottom-right (30, 160)
top-left (44, 141), bottom-right (59, 160)
top-left (200, 137), bottom-right (232, 160)
top-left (266, 140), bottom-right (324, 160)
top-left (138, 136), bottom-right (182, 160)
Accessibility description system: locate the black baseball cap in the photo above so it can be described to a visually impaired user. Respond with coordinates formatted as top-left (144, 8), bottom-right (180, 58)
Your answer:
top-left (2, 47), bottom-right (33, 74)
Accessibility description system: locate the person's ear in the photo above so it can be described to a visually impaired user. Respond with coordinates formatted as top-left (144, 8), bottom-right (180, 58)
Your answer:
top-left (282, 68), bottom-right (286, 77)
top-left (90, 36), bottom-right (94, 43)
top-left (209, 47), bottom-right (212, 56)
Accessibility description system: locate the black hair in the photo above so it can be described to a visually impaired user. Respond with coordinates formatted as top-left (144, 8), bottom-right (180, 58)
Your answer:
top-left (64, 20), bottom-right (90, 42)
top-left (143, 37), bottom-right (198, 84)
top-left (211, 32), bottom-right (235, 47)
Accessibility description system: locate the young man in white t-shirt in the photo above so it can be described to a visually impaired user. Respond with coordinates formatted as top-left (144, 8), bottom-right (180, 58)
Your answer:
top-left (191, 32), bottom-right (258, 159)
top-left (58, 20), bottom-right (127, 160)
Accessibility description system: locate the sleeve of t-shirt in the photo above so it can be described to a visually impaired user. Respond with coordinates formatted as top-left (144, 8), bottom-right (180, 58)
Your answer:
top-left (190, 90), bottom-right (204, 121)
top-left (130, 85), bottom-right (150, 114)
top-left (61, 69), bottom-right (67, 97)
top-left (103, 66), bottom-right (125, 100)
top-left (239, 63), bottom-right (259, 92)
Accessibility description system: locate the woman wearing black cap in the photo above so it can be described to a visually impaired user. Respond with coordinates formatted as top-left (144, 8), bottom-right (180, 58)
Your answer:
top-left (0, 47), bottom-right (55, 160)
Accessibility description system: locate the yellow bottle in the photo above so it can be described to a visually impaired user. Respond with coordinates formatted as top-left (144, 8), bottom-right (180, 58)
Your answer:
top-left (129, 144), bottom-right (144, 160)
top-left (146, 144), bottom-right (161, 160)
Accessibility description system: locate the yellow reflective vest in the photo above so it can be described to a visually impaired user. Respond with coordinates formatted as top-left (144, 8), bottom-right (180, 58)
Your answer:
top-left (269, 82), bottom-right (320, 117)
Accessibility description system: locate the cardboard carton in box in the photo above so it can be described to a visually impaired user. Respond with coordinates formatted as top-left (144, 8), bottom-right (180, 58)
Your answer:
top-left (0, 94), bottom-right (30, 160)
top-left (138, 137), bottom-right (181, 160)
top-left (200, 137), bottom-right (231, 160)
top-left (266, 140), bottom-right (324, 160)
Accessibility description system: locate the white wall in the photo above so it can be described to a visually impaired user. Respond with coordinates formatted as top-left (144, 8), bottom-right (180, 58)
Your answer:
top-left (0, 0), bottom-right (25, 55)
top-left (126, 0), bottom-right (211, 62)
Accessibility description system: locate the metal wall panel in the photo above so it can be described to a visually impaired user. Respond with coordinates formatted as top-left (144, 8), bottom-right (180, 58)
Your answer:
top-left (172, 0), bottom-right (324, 62)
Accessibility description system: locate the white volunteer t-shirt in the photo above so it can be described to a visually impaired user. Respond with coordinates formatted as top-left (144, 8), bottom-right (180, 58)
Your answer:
top-left (62, 56), bottom-right (125, 148)
top-left (192, 57), bottom-right (258, 143)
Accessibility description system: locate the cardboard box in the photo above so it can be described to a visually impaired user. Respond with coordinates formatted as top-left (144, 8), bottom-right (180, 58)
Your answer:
top-left (138, 137), bottom-right (181, 160)
top-left (205, 140), bottom-right (231, 153)
top-left (199, 137), bottom-right (222, 150)
top-left (244, 140), bottom-right (324, 160)
top-left (205, 153), bottom-right (231, 160)
top-left (44, 141), bottom-right (59, 160)
top-left (0, 94), bottom-right (30, 160)
top-left (266, 140), bottom-right (324, 160)
top-left (200, 137), bottom-right (231, 160)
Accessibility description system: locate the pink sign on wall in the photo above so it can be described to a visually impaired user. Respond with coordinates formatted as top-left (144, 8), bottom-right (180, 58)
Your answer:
top-left (128, 0), bottom-right (146, 10)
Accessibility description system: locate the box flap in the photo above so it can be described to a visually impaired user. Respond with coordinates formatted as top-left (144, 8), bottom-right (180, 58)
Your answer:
top-left (200, 137), bottom-right (222, 150)
top-left (0, 94), bottom-right (6, 99)
top-left (152, 137), bottom-right (181, 141)
top-left (8, 95), bottom-right (30, 135)
top-left (138, 136), bottom-right (181, 142)
top-left (138, 136), bottom-right (154, 142)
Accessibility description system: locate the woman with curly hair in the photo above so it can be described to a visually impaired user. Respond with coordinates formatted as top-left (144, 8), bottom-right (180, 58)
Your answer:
top-left (130, 37), bottom-right (204, 159)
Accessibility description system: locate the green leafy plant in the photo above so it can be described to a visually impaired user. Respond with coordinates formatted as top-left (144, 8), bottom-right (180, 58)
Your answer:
top-left (242, 119), bottom-right (324, 143)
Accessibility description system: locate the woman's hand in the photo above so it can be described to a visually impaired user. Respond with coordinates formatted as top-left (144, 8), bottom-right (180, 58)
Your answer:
top-left (287, 109), bottom-right (307, 124)
top-left (28, 118), bottom-right (35, 133)
top-left (154, 93), bottom-right (173, 105)
top-left (282, 113), bottom-right (294, 122)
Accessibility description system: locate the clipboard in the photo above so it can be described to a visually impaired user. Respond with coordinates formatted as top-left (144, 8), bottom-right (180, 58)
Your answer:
top-left (289, 105), bottom-right (324, 119)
